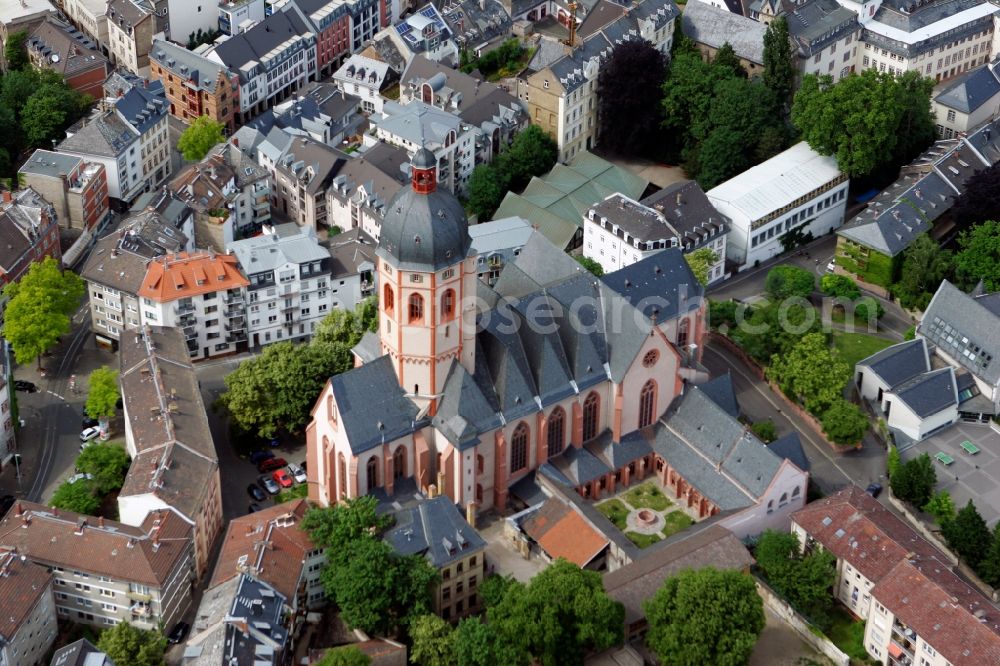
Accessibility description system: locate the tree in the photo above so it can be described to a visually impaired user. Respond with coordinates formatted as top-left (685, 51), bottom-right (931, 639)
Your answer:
top-left (820, 274), bottom-right (861, 300)
top-left (887, 445), bottom-right (901, 478)
top-left (728, 300), bottom-right (822, 365)
top-left (50, 479), bottom-right (101, 515)
top-left (315, 646), bottom-right (371, 666)
top-left (2, 257), bottom-right (85, 369)
top-left (893, 233), bottom-right (951, 310)
top-left (466, 165), bottom-right (506, 220)
top-left (453, 617), bottom-right (526, 666)
top-left (754, 531), bottom-right (836, 623)
top-left (712, 43), bottom-right (745, 79)
top-left (751, 420), bottom-right (777, 443)
top-left (575, 256), bottom-right (604, 277)
top-left (597, 39), bottom-right (668, 158)
top-left (310, 297), bottom-right (377, 376)
top-left (662, 52), bottom-right (735, 152)
top-left (96, 621), bottom-right (167, 666)
top-left (767, 333), bottom-right (848, 414)
top-left (177, 116), bottom-right (226, 161)
top-left (954, 220), bottom-right (1000, 291)
top-left (976, 524), bottom-right (1000, 588)
top-left (486, 559), bottom-right (624, 666)
top-left (502, 126), bottom-right (558, 191)
top-left (86, 366), bottom-right (120, 421)
top-left (411, 614), bottom-right (455, 666)
top-left (75, 443), bottom-right (130, 494)
top-left (302, 496), bottom-right (394, 555)
top-left (644, 567), bottom-right (764, 666)
top-left (942, 500), bottom-right (992, 569)
top-left (821, 398), bottom-right (869, 445)
top-left (854, 297), bottom-right (885, 324)
top-left (4, 30), bottom-right (28, 72)
top-left (923, 490), bottom-right (956, 525)
top-left (762, 17), bottom-right (795, 111)
top-left (951, 161), bottom-right (1000, 231)
top-left (890, 452), bottom-right (937, 508)
top-left (764, 265), bottom-right (815, 301)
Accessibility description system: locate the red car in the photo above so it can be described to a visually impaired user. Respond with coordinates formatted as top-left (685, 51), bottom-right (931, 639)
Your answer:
top-left (258, 457), bottom-right (287, 473)
top-left (272, 469), bottom-right (293, 488)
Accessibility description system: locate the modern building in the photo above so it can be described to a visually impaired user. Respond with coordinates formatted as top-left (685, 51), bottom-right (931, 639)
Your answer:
top-left (374, 4), bottom-right (459, 68)
top-left (384, 495), bottom-right (486, 622)
top-left (118, 326), bottom-right (224, 580)
top-left (326, 227), bottom-right (377, 310)
top-left (0, 0), bottom-right (55, 71)
top-left (333, 53), bottom-right (396, 113)
top-left (19, 150), bottom-right (110, 232)
top-left (681, 1), bottom-right (767, 75)
top-left (707, 142), bottom-right (848, 271)
top-left (0, 501), bottom-right (195, 631)
top-left (218, 0), bottom-right (265, 34)
top-left (106, 0), bottom-right (155, 76)
top-left (325, 141), bottom-right (410, 239)
top-left (229, 223), bottom-right (333, 347)
top-left (467, 216), bottom-right (533, 286)
top-left (150, 39), bottom-right (240, 131)
top-left (0, 551), bottom-right (57, 666)
top-left (26, 16), bottom-right (109, 98)
top-left (932, 60), bottom-right (1000, 137)
top-left (0, 188), bottom-right (63, 289)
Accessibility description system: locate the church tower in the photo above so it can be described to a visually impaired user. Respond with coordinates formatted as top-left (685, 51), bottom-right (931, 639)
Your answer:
top-left (375, 148), bottom-right (477, 413)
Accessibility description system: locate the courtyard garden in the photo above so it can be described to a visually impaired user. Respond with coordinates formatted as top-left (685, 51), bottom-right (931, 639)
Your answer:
top-left (595, 481), bottom-right (696, 548)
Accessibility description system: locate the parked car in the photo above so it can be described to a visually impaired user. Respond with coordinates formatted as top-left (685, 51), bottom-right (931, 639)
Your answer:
top-left (287, 463), bottom-right (307, 484)
top-left (79, 427), bottom-right (100, 442)
top-left (248, 503), bottom-right (261, 514)
top-left (272, 469), bottom-right (293, 488)
top-left (247, 484), bottom-right (267, 502)
top-left (259, 476), bottom-right (280, 495)
top-left (14, 380), bottom-right (37, 393)
top-left (79, 441), bottom-right (96, 452)
top-left (826, 261), bottom-right (836, 273)
top-left (81, 416), bottom-right (99, 430)
top-left (865, 483), bottom-right (883, 499)
top-left (249, 450), bottom-right (275, 465)
top-left (167, 621), bottom-right (190, 645)
top-left (258, 457), bottom-right (287, 473)
top-left (67, 473), bottom-right (93, 485)
top-left (0, 495), bottom-right (15, 517)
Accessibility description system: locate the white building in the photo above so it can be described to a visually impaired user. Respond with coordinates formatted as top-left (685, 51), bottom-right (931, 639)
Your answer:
top-left (707, 142), bottom-right (848, 271)
top-left (932, 60), bottom-right (1000, 137)
top-left (333, 54), bottom-right (394, 113)
top-left (63, 0), bottom-right (110, 55)
top-left (0, 553), bottom-right (56, 666)
top-left (326, 228), bottom-right (377, 311)
top-left (218, 0), bottom-right (266, 34)
top-left (467, 216), bottom-right (533, 285)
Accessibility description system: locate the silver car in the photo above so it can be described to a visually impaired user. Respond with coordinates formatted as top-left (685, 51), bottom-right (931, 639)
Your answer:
top-left (286, 463), bottom-right (307, 484)
top-left (259, 476), bottom-right (280, 495)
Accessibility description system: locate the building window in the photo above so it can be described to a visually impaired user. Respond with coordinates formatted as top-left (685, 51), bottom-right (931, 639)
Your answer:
top-left (642, 350), bottom-right (659, 367)
top-left (393, 446), bottom-right (406, 479)
top-left (441, 289), bottom-right (456, 320)
top-left (582, 392), bottom-right (599, 442)
top-left (547, 407), bottom-right (566, 457)
top-left (947, 109), bottom-right (956, 122)
top-left (366, 457), bottom-right (378, 490)
top-left (510, 422), bottom-right (529, 472)
top-left (408, 294), bottom-right (424, 323)
top-left (383, 283), bottom-right (394, 314)
top-left (638, 380), bottom-right (657, 429)
top-left (338, 453), bottom-right (347, 498)
top-left (678, 318), bottom-right (690, 347)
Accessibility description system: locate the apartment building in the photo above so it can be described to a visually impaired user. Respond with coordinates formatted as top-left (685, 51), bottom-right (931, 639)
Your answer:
top-left (292, 0), bottom-right (354, 78)
top-left (119, 81), bottom-right (172, 194)
top-left (63, 0), bottom-right (110, 56)
top-left (118, 326), bottom-right (223, 580)
top-left (218, 0), bottom-right (266, 35)
top-left (150, 39), bottom-right (239, 131)
top-left (230, 223), bottom-right (332, 347)
top-left (19, 150), bottom-right (110, 231)
top-left (373, 4), bottom-right (459, 67)
top-left (0, 502), bottom-right (195, 631)
top-left (467, 216), bottom-right (533, 286)
top-left (27, 16), bottom-right (109, 98)
top-left (0, 0), bottom-right (55, 71)
top-left (385, 496), bottom-right (486, 622)
top-left (248, 80), bottom-right (364, 148)
top-left (269, 137), bottom-right (347, 227)
top-left (333, 53), bottom-right (395, 112)
top-left (0, 344), bottom-right (15, 467)
top-left (80, 211), bottom-right (190, 349)
top-left (137, 251), bottom-right (250, 360)
top-left (107, 0), bottom-right (155, 76)
top-left (325, 141), bottom-right (409, 238)
top-left (0, 188), bottom-right (62, 289)
top-left (0, 552), bottom-right (56, 666)
top-left (326, 227), bottom-right (376, 310)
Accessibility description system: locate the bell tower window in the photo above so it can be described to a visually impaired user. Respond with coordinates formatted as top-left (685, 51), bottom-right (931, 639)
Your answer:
top-left (408, 294), bottom-right (424, 323)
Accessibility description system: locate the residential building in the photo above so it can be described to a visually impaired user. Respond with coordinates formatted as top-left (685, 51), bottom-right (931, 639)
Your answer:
top-left (325, 141), bottom-right (410, 239)
top-left (306, 149), bottom-right (711, 515)
top-left (494, 150), bottom-right (648, 251)
top-left (244, 81), bottom-right (364, 149)
top-left (218, 0), bottom-right (266, 35)
top-left (0, 343), bottom-right (15, 467)
top-left (19, 150), bottom-right (110, 232)
top-left (333, 53), bottom-right (397, 113)
top-left (680, 1), bottom-right (766, 75)
top-left (62, 0), bottom-right (111, 58)
top-left (205, 11), bottom-right (318, 123)
top-left (80, 211), bottom-right (190, 349)
top-left (271, 0), bottom-right (389, 77)
top-left (439, 0), bottom-right (513, 54)
top-left (132, 188), bottom-right (197, 242)
top-left (49, 639), bottom-right (114, 666)
top-left (932, 60), bottom-right (1000, 137)
top-left (270, 137), bottom-right (347, 226)
top-left (374, 4), bottom-right (459, 68)
top-left (150, 39), bottom-right (240, 131)
top-left (58, 81), bottom-right (171, 203)
top-left (137, 251), bottom-right (250, 360)
top-left (522, 0), bottom-right (678, 162)
top-left (467, 216), bottom-right (533, 285)
top-left (384, 495), bottom-right (486, 622)
top-left (118, 326), bottom-right (224, 580)
top-left (208, 499), bottom-right (325, 612)
top-left (0, 188), bottom-right (62, 289)
top-left (583, 187), bottom-right (729, 282)
top-left (0, 551), bottom-right (56, 666)
top-left (0, 502), bottom-right (195, 631)
top-left (0, 0), bottom-right (55, 71)
top-left (792, 485), bottom-right (1000, 665)
top-left (229, 223), bottom-right (333, 347)
top-left (106, 0), bottom-right (155, 76)
top-left (26, 16), bottom-right (110, 98)
top-left (707, 142), bottom-right (848, 271)
top-left (326, 227), bottom-right (377, 310)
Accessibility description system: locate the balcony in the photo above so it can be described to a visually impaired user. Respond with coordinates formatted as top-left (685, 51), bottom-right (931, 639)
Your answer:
top-left (226, 331), bottom-right (247, 344)
top-left (174, 303), bottom-right (195, 316)
top-left (225, 321), bottom-right (246, 333)
top-left (130, 602), bottom-right (152, 617)
top-left (126, 590), bottom-right (152, 603)
top-left (182, 325), bottom-right (198, 340)
top-left (224, 305), bottom-right (245, 318)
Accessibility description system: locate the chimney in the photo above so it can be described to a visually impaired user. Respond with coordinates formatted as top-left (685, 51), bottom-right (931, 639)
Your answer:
top-left (676, 191), bottom-right (682, 206)
top-left (98, 516), bottom-right (105, 528)
top-left (1, 191), bottom-right (10, 203)
top-left (14, 503), bottom-right (22, 517)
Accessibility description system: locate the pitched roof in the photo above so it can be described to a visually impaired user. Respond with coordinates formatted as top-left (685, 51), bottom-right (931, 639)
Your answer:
top-left (151, 39), bottom-right (233, 93)
top-left (230, 224), bottom-right (328, 276)
top-left (50, 639), bottom-right (114, 666)
top-left (888, 366), bottom-right (957, 418)
top-left (138, 251), bottom-right (248, 302)
top-left (934, 60), bottom-right (1000, 113)
top-left (326, 227), bottom-right (377, 278)
top-left (27, 15), bottom-right (108, 78)
top-left (383, 496), bottom-right (486, 568)
top-left (0, 188), bottom-right (56, 276)
top-left (0, 550), bottom-right (52, 642)
top-left (858, 338), bottom-right (931, 387)
top-left (768, 432), bottom-right (810, 472)
top-left (641, 179), bottom-right (730, 248)
top-left (209, 10), bottom-right (313, 76)
top-left (919, 280), bottom-right (1000, 385)
top-left (600, 248), bottom-right (704, 323)
top-left (58, 109), bottom-right (138, 158)
top-left (521, 498), bottom-right (608, 567)
top-left (80, 211), bottom-right (188, 293)
top-left (681, 1), bottom-right (767, 64)
top-left (695, 373), bottom-right (740, 419)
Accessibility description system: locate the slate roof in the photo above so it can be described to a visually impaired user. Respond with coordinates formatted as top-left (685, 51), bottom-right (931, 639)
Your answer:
top-left (58, 109), bottom-right (138, 158)
top-left (768, 432), bottom-right (810, 472)
top-left (601, 248), bottom-right (703, 323)
top-left (113, 80), bottom-right (167, 135)
top-left (328, 141), bottom-right (409, 219)
top-left (0, 188), bottom-right (57, 276)
top-left (384, 496), bottom-right (486, 568)
top-left (210, 11), bottom-right (313, 77)
top-left (230, 224), bottom-right (328, 277)
top-left (544, 444), bottom-right (611, 486)
top-left (695, 373), bottom-right (740, 419)
top-left (326, 227), bottom-right (377, 278)
top-left (27, 15), bottom-right (107, 78)
top-left (888, 367), bottom-right (958, 418)
top-left (784, 0), bottom-right (859, 57)
top-left (80, 211), bottom-right (188, 293)
top-left (681, 1), bottom-right (767, 64)
top-left (641, 180), bottom-right (730, 250)
top-left (520, 498), bottom-right (608, 567)
top-left (859, 338), bottom-right (931, 388)
top-left (222, 575), bottom-right (289, 664)
top-left (276, 137), bottom-right (348, 196)
top-left (151, 39), bottom-right (233, 93)
top-left (919, 280), bottom-right (1000, 385)
top-left (934, 60), bottom-right (1000, 114)
top-left (438, 0), bottom-right (512, 48)
top-left (50, 639), bottom-right (114, 666)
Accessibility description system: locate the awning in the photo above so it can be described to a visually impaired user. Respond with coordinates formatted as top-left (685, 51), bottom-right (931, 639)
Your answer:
top-left (888, 642), bottom-right (903, 658)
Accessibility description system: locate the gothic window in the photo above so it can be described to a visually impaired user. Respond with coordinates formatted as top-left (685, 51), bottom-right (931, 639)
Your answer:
top-left (366, 457), bottom-right (378, 490)
top-left (393, 446), bottom-right (406, 479)
top-left (441, 289), bottom-right (456, 320)
top-left (582, 392), bottom-right (599, 442)
top-left (639, 380), bottom-right (657, 429)
top-left (408, 293), bottom-right (424, 323)
top-left (678, 318), bottom-right (690, 347)
top-left (642, 350), bottom-right (659, 367)
top-left (511, 422), bottom-right (529, 472)
top-left (383, 283), bottom-right (394, 314)
top-left (338, 453), bottom-right (347, 498)
top-left (547, 407), bottom-right (566, 457)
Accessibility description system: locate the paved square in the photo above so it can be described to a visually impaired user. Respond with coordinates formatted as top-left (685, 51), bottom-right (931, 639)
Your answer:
top-left (901, 422), bottom-right (1000, 527)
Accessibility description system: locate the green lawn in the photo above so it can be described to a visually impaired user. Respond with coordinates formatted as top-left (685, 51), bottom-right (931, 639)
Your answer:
top-left (661, 511), bottom-right (694, 538)
top-left (274, 483), bottom-right (308, 504)
top-left (596, 499), bottom-right (630, 530)
top-left (622, 481), bottom-right (672, 511)
top-left (625, 531), bottom-right (661, 548)
top-left (832, 332), bottom-right (894, 371)
top-left (824, 606), bottom-right (870, 663)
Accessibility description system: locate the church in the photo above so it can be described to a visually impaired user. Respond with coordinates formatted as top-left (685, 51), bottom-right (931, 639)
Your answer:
top-left (305, 148), bottom-right (806, 529)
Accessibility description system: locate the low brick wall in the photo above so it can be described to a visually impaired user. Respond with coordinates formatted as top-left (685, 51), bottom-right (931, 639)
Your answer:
top-left (755, 578), bottom-right (850, 666)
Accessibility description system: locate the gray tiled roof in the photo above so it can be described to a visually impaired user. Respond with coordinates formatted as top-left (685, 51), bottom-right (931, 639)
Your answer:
top-left (784, 0), bottom-right (859, 56)
top-left (432, 361), bottom-right (501, 448)
top-left (919, 280), bottom-right (1000, 385)
top-left (151, 39), bottom-right (233, 93)
top-left (641, 180), bottom-right (730, 249)
top-left (384, 495), bottom-right (486, 568)
top-left (326, 227), bottom-right (377, 278)
top-left (49, 639), bottom-right (113, 666)
top-left (889, 367), bottom-right (957, 418)
top-left (59, 110), bottom-right (138, 158)
top-left (585, 429), bottom-right (653, 470)
top-left (769, 432), bottom-right (810, 472)
top-left (545, 444), bottom-right (611, 485)
top-left (695, 373), bottom-right (740, 419)
top-left (600, 248), bottom-right (703, 323)
top-left (211, 11), bottom-right (313, 76)
top-left (80, 211), bottom-right (187, 293)
top-left (681, 1), bottom-right (767, 64)
top-left (935, 62), bottom-right (1000, 114)
top-left (858, 338), bottom-right (930, 388)
top-left (229, 224), bottom-right (328, 276)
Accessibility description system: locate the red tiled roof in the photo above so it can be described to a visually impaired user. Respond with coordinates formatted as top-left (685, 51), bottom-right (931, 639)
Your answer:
top-left (522, 499), bottom-right (608, 568)
top-left (138, 251), bottom-right (248, 302)
top-left (0, 551), bottom-right (52, 641)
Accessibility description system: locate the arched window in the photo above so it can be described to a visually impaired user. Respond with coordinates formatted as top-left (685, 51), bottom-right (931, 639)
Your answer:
top-left (338, 453), bottom-right (347, 499)
top-left (678, 318), bottom-right (690, 347)
top-left (476, 454), bottom-right (484, 475)
top-left (792, 486), bottom-right (801, 498)
top-left (767, 499), bottom-right (774, 514)
top-left (441, 289), bottom-right (456, 320)
top-left (511, 422), bottom-right (529, 473)
top-left (327, 395), bottom-right (336, 424)
top-left (393, 446), bottom-right (406, 480)
top-left (408, 293), bottom-right (424, 323)
top-left (383, 283), bottom-right (394, 314)
top-left (547, 407), bottom-right (566, 457)
top-left (366, 457), bottom-right (378, 490)
top-left (582, 392), bottom-right (599, 442)
top-left (639, 380), bottom-right (657, 429)
top-left (779, 492), bottom-right (788, 507)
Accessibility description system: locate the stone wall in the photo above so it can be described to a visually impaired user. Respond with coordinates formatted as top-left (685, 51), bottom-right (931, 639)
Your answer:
top-left (755, 578), bottom-right (850, 666)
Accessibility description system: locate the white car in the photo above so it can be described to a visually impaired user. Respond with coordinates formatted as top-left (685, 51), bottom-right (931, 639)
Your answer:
top-left (287, 463), bottom-right (307, 484)
top-left (79, 427), bottom-right (101, 442)
top-left (825, 261), bottom-right (836, 273)
top-left (67, 473), bottom-right (93, 484)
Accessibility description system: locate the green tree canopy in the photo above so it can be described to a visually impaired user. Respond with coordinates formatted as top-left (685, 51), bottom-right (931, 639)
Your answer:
top-left (976, 524), bottom-right (1000, 588)
top-left (951, 161), bottom-right (1000, 231)
top-left (764, 265), bottom-right (815, 301)
top-left (644, 567), bottom-right (764, 666)
top-left (755, 530), bottom-right (836, 623)
top-left (466, 165), bottom-right (505, 220)
top-left (821, 398), bottom-right (869, 445)
top-left (923, 490), bottom-right (956, 525)
top-left (820, 274), bottom-right (861, 300)
top-left (728, 300), bottom-right (822, 365)
top-left (575, 256), bottom-right (604, 276)
top-left (75, 442), bottom-right (130, 494)
top-left (767, 332), bottom-right (848, 414)
top-left (2, 257), bottom-right (85, 368)
top-left (315, 646), bottom-right (371, 666)
top-left (712, 42), bottom-right (745, 79)
top-left (893, 233), bottom-right (951, 310)
top-left (301, 496), bottom-right (394, 555)
top-left (86, 366), bottom-right (120, 420)
top-left (50, 479), bottom-right (101, 515)
top-left (96, 621), bottom-right (168, 666)
top-left (3, 30), bottom-right (28, 72)
top-left (750, 420), bottom-right (777, 443)
top-left (890, 452), bottom-right (937, 508)
top-left (954, 220), bottom-right (1000, 291)
top-left (465, 125), bottom-right (557, 220)
top-left (762, 17), bottom-right (795, 111)
top-left (942, 499), bottom-right (992, 569)
top-left (597, 39), bottom-right (668, 158)
top-left (454, 617), bottom-right (527, 666)
top-left (177, 116), bottom-right (226, 161)
top-left (411, 614), bottom-right (456, 666)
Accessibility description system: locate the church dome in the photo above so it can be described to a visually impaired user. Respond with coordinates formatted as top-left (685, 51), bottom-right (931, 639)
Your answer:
top-left (376, 150), bottom-right (472, 272)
